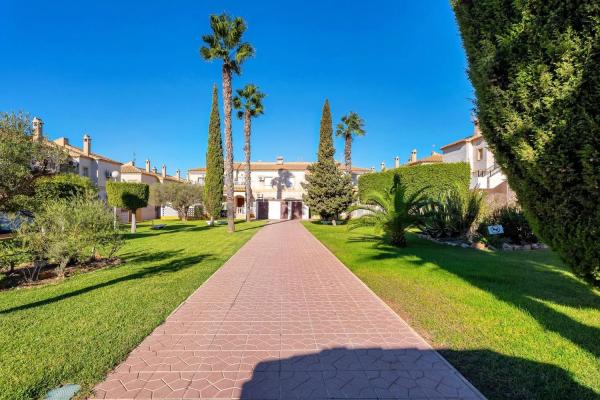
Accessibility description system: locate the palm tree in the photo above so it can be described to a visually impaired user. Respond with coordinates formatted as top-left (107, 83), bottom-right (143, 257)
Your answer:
top-left (336, 112), bottom-right (366, 174)
top-left (233, 84), bottom-right (266, 222)
top-left (348, 176), bottom-right (428, 247)
top-left (200, 14), bottom-right (254, 232)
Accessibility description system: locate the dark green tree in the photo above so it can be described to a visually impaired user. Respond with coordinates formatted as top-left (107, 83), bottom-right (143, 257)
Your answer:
top-left (233, 84), bottom-right (266, 221)
top-left (204, 85), bottom-right (225, 225)
top-left (451, 1), bottom-right (600, 284)
top-left (200, 14), bottom-right (255, 233)
top-left (0, 112), bottom-right (67, 212)
top-left (303, 100), bottom-right (354, 223)
top-left (106, 182), bottom-right (149, 233)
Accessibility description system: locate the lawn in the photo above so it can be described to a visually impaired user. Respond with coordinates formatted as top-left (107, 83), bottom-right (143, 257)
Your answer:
top-left (303, 222), bottom-right (600, 400)
top-left (0, 220), bottom-right (265, 400)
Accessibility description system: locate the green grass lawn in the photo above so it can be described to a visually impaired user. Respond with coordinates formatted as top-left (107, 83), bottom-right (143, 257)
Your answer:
top-left (0, 220), bottom-right (265, 400)
top-left (303, 222), bottom-right (600, 400)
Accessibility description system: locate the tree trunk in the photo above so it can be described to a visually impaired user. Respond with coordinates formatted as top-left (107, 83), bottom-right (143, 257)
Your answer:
top-left (131, 211), bottom-right (137, 233)
top-left (244, 111), bottom-right (252, 222)
top-left (57, 258), bottom-right (69, 279)
top-left (209, 215), bottom-right (214, 226)
top-left (389, 231), bottom-right (407, 247)
top-left (222, 64), bottom-right (235, 232)
top-left (345, 135), bottom-right (352, 175)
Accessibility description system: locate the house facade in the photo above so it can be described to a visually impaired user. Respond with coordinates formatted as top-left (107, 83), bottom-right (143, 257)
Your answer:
top-left (32, 118), bottom-right (123, 200)
top-left (188, 156), bottom-right (370, 220)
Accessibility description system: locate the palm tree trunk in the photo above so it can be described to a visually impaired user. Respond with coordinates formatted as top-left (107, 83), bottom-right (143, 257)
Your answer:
top-left (345, 135), bottom-right (352, 175)
top-left (222, 64), bottom-right (235, 233)
top-left (244, 111), bottom-right (252, 222)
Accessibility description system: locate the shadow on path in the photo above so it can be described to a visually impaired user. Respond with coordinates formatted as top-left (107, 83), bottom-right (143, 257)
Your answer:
top-left (239, 347), bottom-right (598, 400)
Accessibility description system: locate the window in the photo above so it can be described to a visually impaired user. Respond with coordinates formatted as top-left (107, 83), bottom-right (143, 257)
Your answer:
top-left (197, 176), bottom-right (205, 185)
top-left (82, 166), bottom-right (89, 177)
top-left (477, 148), bottom-right (484, 161)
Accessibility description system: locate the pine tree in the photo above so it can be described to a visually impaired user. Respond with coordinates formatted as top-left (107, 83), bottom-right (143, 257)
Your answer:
top-left (204, 85), bottom-right (224, 225)
top-left (303, 100), bottom-right (354, 223)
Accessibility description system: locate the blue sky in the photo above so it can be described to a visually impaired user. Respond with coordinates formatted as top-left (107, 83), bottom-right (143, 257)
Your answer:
top-left (1, 0), bottom-right (474, 175)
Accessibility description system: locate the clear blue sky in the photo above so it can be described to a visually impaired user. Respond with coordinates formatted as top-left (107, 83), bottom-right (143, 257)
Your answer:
top-left (1, 0), bottom-right (474, 175)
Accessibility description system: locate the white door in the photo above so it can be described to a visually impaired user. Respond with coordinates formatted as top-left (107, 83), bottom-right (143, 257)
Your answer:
top-left (268, 200), bottom-right (281, 220)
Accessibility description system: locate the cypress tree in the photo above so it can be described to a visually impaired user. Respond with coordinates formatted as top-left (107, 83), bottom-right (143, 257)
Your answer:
top-left (204, 85), bottom-right (224, 225)
top-left (303, 100), bottom-right (354, 223)
top-left (452, 1), bottom-right (600, 284)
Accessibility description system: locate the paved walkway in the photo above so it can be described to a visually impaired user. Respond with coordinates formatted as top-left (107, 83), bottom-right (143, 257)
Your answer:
top-left (92, 221), bottom-right (484, 399)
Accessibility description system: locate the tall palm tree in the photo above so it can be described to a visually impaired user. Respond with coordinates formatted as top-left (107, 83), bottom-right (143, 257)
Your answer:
top-left (348, 176), bottom-right (428, 247)
top-left (233, 84), bottom-right (265, 222)
top-left (200, 14), bottom-right (254, 232)
top-left (336, 112), bottom-right (366, 174)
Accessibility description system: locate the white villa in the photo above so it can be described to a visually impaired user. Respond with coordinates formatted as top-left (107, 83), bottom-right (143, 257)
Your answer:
top-left (189, 156), bottom-right (370, 220)
top-left (32, 117), bottom-right (185, 222)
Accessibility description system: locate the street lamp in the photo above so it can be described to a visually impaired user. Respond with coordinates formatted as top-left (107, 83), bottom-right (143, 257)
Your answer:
top-left (111, 170), bottom-right (120, 229)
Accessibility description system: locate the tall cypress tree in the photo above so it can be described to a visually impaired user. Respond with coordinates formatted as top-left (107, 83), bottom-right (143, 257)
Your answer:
top-left (303, 100), bottom-right (354, 223)
top-left (204, 85), bottom-right (224, 225)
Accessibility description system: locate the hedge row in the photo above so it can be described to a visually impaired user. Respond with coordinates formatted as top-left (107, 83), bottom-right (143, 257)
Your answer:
top-left (358, 163), bottom-right (470, 201)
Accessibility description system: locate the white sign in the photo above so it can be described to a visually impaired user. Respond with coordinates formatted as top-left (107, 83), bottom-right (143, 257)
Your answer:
top-left (487, 224), bottom-right (504, 235)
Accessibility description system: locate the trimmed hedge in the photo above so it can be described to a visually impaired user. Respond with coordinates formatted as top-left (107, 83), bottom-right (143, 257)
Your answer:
top-left (34, 174), bottom-right (97, 206)
top-left (358, 163), bottom-right (470, 202)
top-left (452, 1), bottom-right (600, 284)
top-left (105, 182), bottom-right (149, 211)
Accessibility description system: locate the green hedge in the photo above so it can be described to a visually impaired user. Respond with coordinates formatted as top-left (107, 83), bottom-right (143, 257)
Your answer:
top-left (35, 174), bottom-right (97, 206)
top-left (358, 163), bottom-right (470, 202)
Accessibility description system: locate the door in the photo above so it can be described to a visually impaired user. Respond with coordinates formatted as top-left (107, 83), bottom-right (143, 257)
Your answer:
top-left (256, 200), bottom-right (268, 220)
top-left (268, 201), bottom-right (281, 220)
top-left (280, 201), bottom-right (289, 219)
top-left (291, 201), bottom-right (303, 219)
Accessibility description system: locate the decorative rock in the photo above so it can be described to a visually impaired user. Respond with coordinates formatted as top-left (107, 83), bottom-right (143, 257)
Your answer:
top-left (523, 244), bottom-right (532, 250)
top-left (461, 243), bottom-right (470, 248)
top-left (502, 243), bottom-right (513, 251)
top-left (471, 242), bottom-right (486, 250)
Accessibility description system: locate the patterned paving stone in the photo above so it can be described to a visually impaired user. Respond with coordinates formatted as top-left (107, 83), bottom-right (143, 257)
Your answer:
top-left (91, 220), bottom-right (484, 399)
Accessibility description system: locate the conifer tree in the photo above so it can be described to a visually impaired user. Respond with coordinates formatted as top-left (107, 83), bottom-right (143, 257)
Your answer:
top-left (303, 100), bottom-right (354, 224)
top-left (204, 85), bottom-right (224, 225)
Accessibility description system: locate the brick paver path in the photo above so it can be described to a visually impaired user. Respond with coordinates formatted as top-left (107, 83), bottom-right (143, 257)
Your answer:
top-left (92, 220), bottom-right (484, 399)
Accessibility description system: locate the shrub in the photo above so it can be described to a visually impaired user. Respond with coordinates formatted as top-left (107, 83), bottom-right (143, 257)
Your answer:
top-left (479, 206), bottom-right (538, 246)
top-left (451, 1), bottom-right (600, 284)
top-left (106, 182), bottom-right (149, 233)
top-left (420, 188), bottom-right (485, 239)
top-left (349, 176), bottom-right (429, 247)
top-left (150, 182), bottom-right (203, 222)
top-left (16, 197), bottom-right (121, 280)
top-left (34, 173), bottom-right (97, 206)
top-left (358, 163), bottom-right (470, 203)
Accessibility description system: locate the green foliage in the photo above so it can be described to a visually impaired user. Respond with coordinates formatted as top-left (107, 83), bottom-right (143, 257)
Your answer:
top-left (420, 187), bottom-right (485, 239)
top-left (451, 1), bottom-right (600, 284)
top-left (34, 173), bottom-right (97, 208)
top-left (303, 100), bottom-right (354, 220)
top-left (16, 197), bottom-right (121, 280)
top-left (150, 182), bottom-right (203, 221)
top-left (233, 84), bottom-right (266, 119)
top-left (479, 206), bottom-right (538, 246)
top-left (204, 85), bottom-right (225, 222)
top-left (349, 176), bottom-right (429, 247)
top-left (199, 14), bottom-right (255, 75)
top-left (336, 111), bottom-right (366, 173)
top-left (0, 112), bottom-right (67, 212)
top-left (358, 163), bottom-right (470, 202)
top-left (105, 182), bottom-right (149, 211)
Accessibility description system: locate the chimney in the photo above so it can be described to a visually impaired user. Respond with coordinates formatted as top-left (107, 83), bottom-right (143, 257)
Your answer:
top-left (473, 118), bottom-right (482, 137)
top-left (410, 149), bottom-right (417, 163)
top-left (371, 166), bottom-right (375, 172)
top-left (161, 164), bottom-right (167, 178)
top-left (145, 159), bottom-right (151, 173)
top-left (54, 137), bottom-right (69, 146)
top-left (380, 161), bottom-right (385, 171)
top-left (32, 117), bottom-right (43, 141)
top-left (176, 169), bottom-right (180, 180)
top-left (276, 156), bottom-right (284, 165)
top-left (83, 134), bottom-right (91, 155)
top-left (152, 166), bottom-right (158, 174)
top-left (395, 156), bottom-right (400, 168)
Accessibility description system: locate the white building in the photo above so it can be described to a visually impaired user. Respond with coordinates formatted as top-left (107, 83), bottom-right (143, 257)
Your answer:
top-left (32, 117), bottom-right (122, 200)
top-left (188, 156), bottom-right (370, 220)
